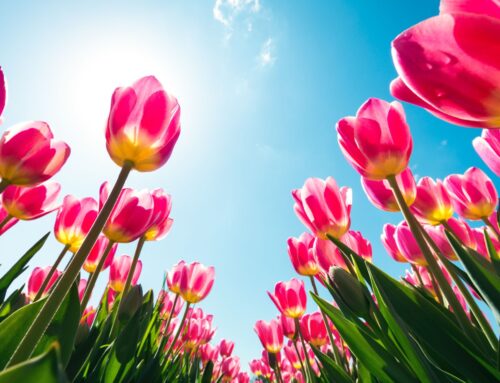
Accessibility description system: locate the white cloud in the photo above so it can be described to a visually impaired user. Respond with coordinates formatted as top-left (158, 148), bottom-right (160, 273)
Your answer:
top-left (213, 0), bottom-right (261, 29)
top-left (258, 38), bottom-right (275, 67)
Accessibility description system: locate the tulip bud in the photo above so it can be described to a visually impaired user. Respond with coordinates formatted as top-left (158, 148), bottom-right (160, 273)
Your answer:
top-left (328, 267), bottom-right (371, 317)
top-left (118, 284), bottom-right (143, 322)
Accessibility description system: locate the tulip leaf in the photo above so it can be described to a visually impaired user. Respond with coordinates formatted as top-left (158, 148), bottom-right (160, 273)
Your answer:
top-left (201, 360), bottom-right (214, 383)
top-left (0, 286), bottom-right (25, 322)
top-left (0, 344), bottom-right (68, 383)
top-left (445, 231), bottom-right (500, 322)
top-left (0, 232), bottom-right (49, 303)
top-left (311, 345), bottom-right (353, 383)
top-left (367, 262), bottom-right (500, 382)
top-left (0, 282), bottom-right (79, 369)
top-left (312, 294), bottom-right (419, 383)
top-left (483, 229), bottom-right (500, 275)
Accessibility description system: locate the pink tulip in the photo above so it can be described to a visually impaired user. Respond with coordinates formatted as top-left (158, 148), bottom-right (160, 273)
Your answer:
top-left (144, 189), bottom-right (173, 241)
top-left (395, 222), bottom-right (427, 265)
top-left (182, 317), bottom-right (215, 349)
top-left (199, 344), bottom-right (220, 365)
top-left (287, 232), bottom-right (319, 276)
top-left (83, 236), bottom-right (117, 273)
top-left (284, 341), bottom-right (304, 370)
top-left (221, 356), bottom-right (240, 380)
top-left (268, 279), bottom-right (307, 319)
top-left (473, 129), bottom-right (500, 176)
top-left (404, 266), bottom-right (434, 292)
top-left (105, 75), bottom-right (181, 172)
top-left (425, 224), bottom-right (457, 261)
top-left (381, 224), bottom-right (407, 262)
top-left (254, 319), bottom-right (284, 354)
top-left (78, 279), bottom-right (87, 302)
top-left (100, 182), bottom-right (155, 243)
top-left (249, 359), bottom-right (271, 378)
top-left (0, 66), bottom-right (5, 119)
top-left (342, 230), bottom-right (373, 261)
top-left (0, 121), bottom-right (70, 186)
top-left (336, 98), bottom-right (412, 180)
top-left (27, 266), bottom-right (62, 301)
top-left (166, 260), bottom-right (186, 294)
top-left (445, 167), bottom-right (498, 220)
top-left (280, 314), bottom-right (296, 340)
top-left (109, 255), bottom-right (142, 292)
top-left (0, 204), bottom-right (18, 235)
top-left (411, 177), bottom-right (454, 225)
top-left (446, 217), bottom-right (477, 250)
top-left (2, 181), bottom-right (60, 220)
top-left (179, 262), bottom-right (215, 304)
top-left (219, 339), bottom-right (235, 358)
top-left (237, 372), bottom-right (250, 383)
top-left (54, 195), bottom-right (98, 252)
top-left (361, 168), bottom-right (416, 212)
top-left (159, 291), bottom-right (183, 319)
top-left (81, 306), bottom-right (96, 326)
top-left (473, 227), bottom-right (500, 260)
top-left (391, 3), bottom-right (500, 128)
top-left (300, 312), bottom-right (328, 347)
top-left (292, 177), bottom-right (352, 240)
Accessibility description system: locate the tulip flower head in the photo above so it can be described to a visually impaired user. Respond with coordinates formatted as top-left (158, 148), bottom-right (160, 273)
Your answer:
top-left (284, 341), bottom-right (304, 370)
top-left (444, 167), bottom-right (498, 220)
top-left (83, 236), bottom-right (117, 273)
top-left (391, 4), bottom-right (500, 128)
top-left (219, 339), bottom-right (235, 358)
top-left (105, 75), bottom-right (181, 172)
top-left (179, 262), bottom-right (215, 304)
top-left (199, 343), bottom-right (220, 365)
top-left (0, 121), bottom-right (70, 186)
top-left (220, 355), bottom-right (240, 381)
top-left (395, 222), bottom-right (427, 265)
top-left (109, 255), bottom-right (142, 292)
top-left (337, 98), bottom-right (413, 180)
top-left (237, 372), bottom-right (250, 383)
top-left (279, 314), bottom-right (296, 340)
top-left (473, 129), bottom-right (500, 176)
top-left (381, 223), bottom-right (407, 262)
top-left (27, 266), bottom-right (62, 301)
top-left (78, 279), bottom-right (87, 302)
top-left (268, 279), bottom-right (307, 319)
top-left (254, 319), bottom-right (284, 354)
top-left (101, 182), bottom-right (155, 243)
top-left (292, 177), bottom-right (352, 240)
top-left (81, 306), bottom-right (96, 326)
top-left (300, 312), bottom-right (328, 347)
top-left (159, 291), bottom-right (184, 319)
top-left (54, 195), bottom-right (98, 252)
top-left (144, 189), bottom-right (173, 241)
top-left (361, 167), bottom-right (416, 211)
top-left (0, 204), bottom-right (18, 235)
top-left (287, 232), bottom-right (319, 276)
top-left (411, 177), bottom-right (454, 225)
top-left (2, 181), bottom-right (61, 220)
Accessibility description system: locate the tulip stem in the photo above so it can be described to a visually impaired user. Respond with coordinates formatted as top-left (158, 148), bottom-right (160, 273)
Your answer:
top-left (153, 294), bottom-right (180, 359)
top-left (387, 175), bottom-right (478, 339)
top-left (80, 241), bottom-right (115, 311)
top-left (295, 318), bottom-right (314, 383)
top-left (163, 302), bottom-right (191, 362)
top-left (292, 340), bottom-right (308, 381)
top-left (6, 162), bottom-right (132, 368)
top-left (0, 179), bottom-right (9, 194)
top-left (309, 276), bottom-right (345, 369)
top-left (482, 217), bottom-right (500, 242)
top-left (0, 214), bottom-right (12, 232)
top-left (34, 244), bottom-right (70, 301)
top-left (121, 236), bottom-right (145, 301)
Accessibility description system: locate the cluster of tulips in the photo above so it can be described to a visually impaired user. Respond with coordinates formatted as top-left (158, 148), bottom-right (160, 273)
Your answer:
top-left (249, 1), bottom-right (500, 382)
top-left (0, 68), bottom-right (250, 382)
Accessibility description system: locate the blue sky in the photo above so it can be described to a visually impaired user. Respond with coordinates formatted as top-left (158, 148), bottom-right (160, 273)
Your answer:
top-left (0, 0), bottom-right (491, 367)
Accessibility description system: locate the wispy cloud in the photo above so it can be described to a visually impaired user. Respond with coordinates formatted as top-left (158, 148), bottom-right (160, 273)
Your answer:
top-left (213, 0), bottom-right (261, 34)
top-left (258, 38), bottom-right (275, 67)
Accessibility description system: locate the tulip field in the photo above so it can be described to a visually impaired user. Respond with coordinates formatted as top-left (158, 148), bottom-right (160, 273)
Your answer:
top-left (0, 0), bottom-right (499, 382)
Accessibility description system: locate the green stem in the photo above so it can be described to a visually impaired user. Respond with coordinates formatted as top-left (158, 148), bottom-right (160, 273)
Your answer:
top-left (274, 362), bottom-right (284, 383)
top-left (153, 294), bottom-right (180, 359)
top-left (34, 245), bottom-right (70, 301)
top-left (387, 175), bottom-right (477, 339)
top-left (163, 302), bottom-right (191, 362)
top-left (0, 214), bottom-right (12, 232)
top-left (309, 276), bottom-right (345, 368)
top-left (80, 240), bottom-right (115, 311)
top-left (6, 162), bottom-right (132, 367)
top-left (295, 318), bottom-right (314, 383)
top-left (121, 236), bottom-right (145, 301)
top-left (292, 340), bottom-right (308, 381)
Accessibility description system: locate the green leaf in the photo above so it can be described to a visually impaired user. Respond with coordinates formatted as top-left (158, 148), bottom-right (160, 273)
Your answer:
top-left (0, 232), bottom-right (49, 303)
top-left (0, 344), bottom-right (68, 383)
top-left (312, 294), bottom-right (419, 383)
top-left (483, 229), bottom-right (500, 275)
top-left (367, 262), bottom-right (500, 382)
top-left (0, 287), bottom-right (25, 322)
top-left (445, 231), bottom-right (500, 322)
top-left (311, 345), bottom-right (352, 383)
top-left (201, 360), bottom-right (214, 383)
top-left (0, 282), bottom-right (79, 369)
